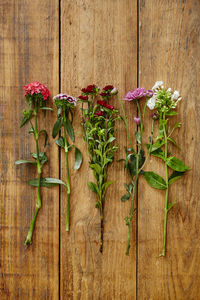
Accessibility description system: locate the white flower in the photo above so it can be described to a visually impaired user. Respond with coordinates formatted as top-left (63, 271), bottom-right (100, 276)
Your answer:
top-left (167, 88), bottom-right (172, 92)
top-left (172, 90), bottom-right (180, 100)
top-left (147, 96), bottom-right (156, 110)
top-left (152, 81), bottom-right (164, 91)
top-left (110, 87), bottom-right (118, 95)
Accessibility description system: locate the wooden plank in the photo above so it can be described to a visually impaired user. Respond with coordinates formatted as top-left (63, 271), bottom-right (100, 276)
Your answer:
top-left (0, 1), bottom-right (59, 299)
top-left (60, 1), bottom-right (137, 299)
top-left (138, 0), bottom-right (200, 299)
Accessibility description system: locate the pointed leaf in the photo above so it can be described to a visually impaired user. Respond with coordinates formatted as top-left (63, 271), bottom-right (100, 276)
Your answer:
top-left (20, 110), bottom-right (33, 128)
top-left (65, 118), bottom-right (74, 142)
top-left (52, 118), bottom-right (63, 138)
top-left (55, 136), bottom-right (65, 148)
top-left (143, 171), bottom-right (167, 190)
top-left (102, 181), bottom-right (113, 191)
top-left (39, 130), bottom-right (48, 146)
top-left (167, 137), bottom-right (180, 149)
top-left (88, 182), bottom-right (99, 195)
top-left (74, 147), bottom-right (82, 170)
top-left (15, 159), bottom-right (37, 165)
top-left (151, 141), bottom-right (165, 152)
top-left (121, 194), bottom-right (130, 202)
top-left (168, 171), bottom-right (185, 185)
top-left (167, 202), bottom-right (176, 211)
top-left (40, 107), bottom-right (54, 111)
top-left (28, 177), bottom-right (66, 187)
top-left (166, 156), bottom-right (190, 172)
top-left (165, 111), bottom-right (177, 116)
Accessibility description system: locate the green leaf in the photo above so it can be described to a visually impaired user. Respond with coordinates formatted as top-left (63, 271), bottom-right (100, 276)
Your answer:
top-left (74, 147), bottom-right (82, 170)
top-left (102, 181), bottom-right (113, 192)
top-left (167, 137), bottom-right (180, 149)
top-left (94, 149), bottom-right (102, 158)
top-left (90, 163), bottom-right (102, 175)
top-left (121, 194), bottom-right (130, 202)
top-left (173, 122), bottom-right (181, 129)
top-left (52, 118), bottom-right (63, 138)
top-left (20, 110), bottom-right (33, 128)
top-left (146, 144), bottom-right (165, 160)
top-left (124, 182), bottom-right (133, 194)
top-left (40, 107), bottom-right (54, 111)
top-left (151, 141), bottom-right (165, 152)
top-left (28, 177), bottom-right (66, 187)
top-left (168, 171), bottom-right (185, 185)
top-left (166, 157), bottom-right (190, 172)
top-left (31, 152), bottom-right (48, 165)
top-left (106, 136), bottom-right (115, 144)
top-left (39, 130), bottom-right (48, 146)
top-left (127, 153), bottom-right (137, 177)
top-left (135, 131), bottom-right (141, 144)
top-left (143, 171), bottom-right (167, 190)
top-left (65, 118), bottom-right (74, 142)
top-left (15, 159), bottom-right (37, 165)
top-left (55, 137), bottom-right (65, 148)
top-left (167, 202), bottom-right (176, 211)
top-left (88, 182), bottom-right (99, 195)
top-left (165, 111), bottom-right (177, 116)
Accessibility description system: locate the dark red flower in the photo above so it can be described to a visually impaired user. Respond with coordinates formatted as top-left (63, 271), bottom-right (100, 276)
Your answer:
top-left (81, 84), bottom-right (97, 94)
top-left (100, 92), bottom-right (107, 97)
top-left (103, 85), bottom-right (114, 91)
top-left (97, 100), bottom-right (114, 110)
top-left (95, 111), bottom-right (104, 116)
top-left (78, 95), bottom-right (88, 100)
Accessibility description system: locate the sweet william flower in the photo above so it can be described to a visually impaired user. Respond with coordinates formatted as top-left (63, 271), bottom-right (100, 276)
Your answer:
top-left (97, 100), bottom-right (114, 110)
top-left (24, 81), bottom-right (50, 100)
top-left (78, 95), bottom-right (88, 100)
top-left (103, 85), bottom-right (114, 91)
top-left (124, 87), bottom-right (146, 101)
top-left (53, 93), bottom-right (77, 106)
top-left (134, 117), bottom-right (140, 125)
top-left (95, 111), bottom-right (104, 116)
top-left (152, 81), bottom-right (164, 91)
top-left (110, 87), bottom-right (118, 95)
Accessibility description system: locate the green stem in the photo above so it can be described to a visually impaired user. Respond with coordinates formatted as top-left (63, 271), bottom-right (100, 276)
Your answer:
top-left (117, 95), bottom-right (136, 154)
top-left (25, 111), bottom-right (42, 245)
top-left (160, 113), bottom-right (169, 257)
top-left (63, 110), bottom-right (71, 231)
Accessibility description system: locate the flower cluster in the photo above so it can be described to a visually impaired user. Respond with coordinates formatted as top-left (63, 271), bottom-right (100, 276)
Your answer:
top-left (97, 100), bottom-right (114, 110)
top-left (53, 93), bottom-right (77, 107)
top-left (24, 81), bottom-right (50, 101)
top-left (124, 87), bottom-right (153, 101)
top-left (81, 84), bottom-right (99, 94)
top-left (147, 81), bottom-right (182, 112)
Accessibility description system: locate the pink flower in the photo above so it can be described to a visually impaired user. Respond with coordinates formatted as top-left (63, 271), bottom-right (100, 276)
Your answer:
top-left (24, 81), bottom-right (50, 101)
top-left (146, 90), bottom-right (154, 97)
top-left (124, 87), bottom-right (145, 101)
top-left (53, 93), bottom-right (77, 106)
top-left (134, 117), bottom-right (140, 124)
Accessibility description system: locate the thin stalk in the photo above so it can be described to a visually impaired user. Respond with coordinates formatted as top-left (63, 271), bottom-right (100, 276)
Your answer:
top-left (63, 110), bottom-right (71, 231)
top-left (160, 113), bottom-right (169, 256)
top-left (25, 111), bottom-right (42, 245)
top-left (117, 95), bottom-right (136, 154)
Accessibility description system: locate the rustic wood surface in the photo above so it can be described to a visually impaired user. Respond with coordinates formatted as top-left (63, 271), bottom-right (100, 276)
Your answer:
top-left (0, 0), bottom-right (199, 299)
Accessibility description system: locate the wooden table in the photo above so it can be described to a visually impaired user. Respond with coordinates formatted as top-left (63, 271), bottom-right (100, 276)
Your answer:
top-left (0, 0), bottom-right (199, 299)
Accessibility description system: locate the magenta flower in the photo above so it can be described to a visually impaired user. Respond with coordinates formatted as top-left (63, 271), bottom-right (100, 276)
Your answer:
top-left (124, 87), bottom-right (146, 101)
top-left (134, 117), bottom-right (140, 125)
top-left (146, 90), bottom-right (154, 97)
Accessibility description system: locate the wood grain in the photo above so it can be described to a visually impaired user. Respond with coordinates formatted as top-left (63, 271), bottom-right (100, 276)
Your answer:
top-left (138, 0), bottom-right (200, 299)
top-left (0, 1), bottom-right (59, 299)
top-left (60, 1), bottom-right (137, 299)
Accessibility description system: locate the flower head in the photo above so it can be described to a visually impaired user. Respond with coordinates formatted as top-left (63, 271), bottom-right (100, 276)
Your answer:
top-left (53, 93), bottom-right (77, 106)
top-left (152, 113), bottom-right (158, 120)
top-left (24, 81), bottom-right (50, 101)
top-left (81, 84), bottom-right (98, 94)
top-left (134, 116), bottom-right (140, 125)
top-left (152, 81), bottom-right (164, 91)
top-left (110, 87), bottom-right (118, 95)
top-left (95, 111), bottom-right (104, 116)
top-left (147, 95), bottom-right (156, 110)
top-left (103, 85), bottom-right (114, 91)
top-left (124, 87), bottom-right (146, 101)
top-left (97, 100), bottom-right (114, 110)
top-left (78, 95), bottom-right (88, 101)
top-left (146, 90), bottom-right (154, 97)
